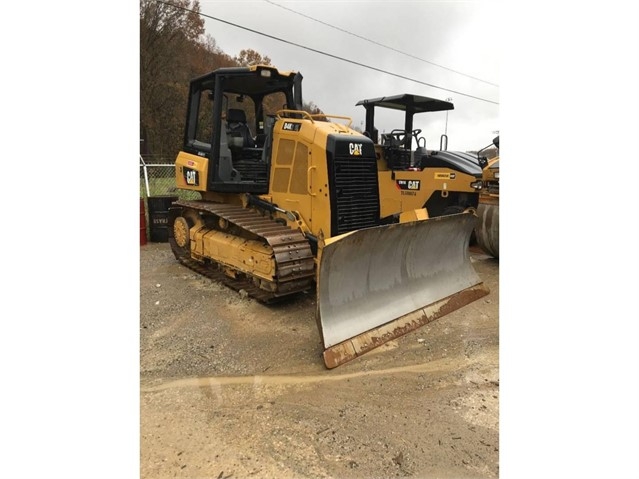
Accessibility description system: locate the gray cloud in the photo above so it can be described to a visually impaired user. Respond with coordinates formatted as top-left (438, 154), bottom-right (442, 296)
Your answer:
top-left (202, 0), bottom-right (499, 151)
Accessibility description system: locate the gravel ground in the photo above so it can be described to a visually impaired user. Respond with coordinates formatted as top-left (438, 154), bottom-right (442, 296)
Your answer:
top-left (140, 242), bottom-right (499, 479)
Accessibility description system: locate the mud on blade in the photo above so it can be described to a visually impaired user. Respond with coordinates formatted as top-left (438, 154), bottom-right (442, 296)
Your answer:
top-left (317, 213), bottom-right (489, 368)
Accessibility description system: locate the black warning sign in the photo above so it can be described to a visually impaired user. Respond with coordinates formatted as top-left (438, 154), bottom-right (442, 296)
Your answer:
top-left (396, 179), bottom-right (421, 190)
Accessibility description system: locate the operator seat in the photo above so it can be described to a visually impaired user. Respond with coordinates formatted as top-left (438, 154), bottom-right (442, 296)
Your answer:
top-left (413, 137), bottom-right (428, 168)
top-left (227, 109), bottom-right (254, 148)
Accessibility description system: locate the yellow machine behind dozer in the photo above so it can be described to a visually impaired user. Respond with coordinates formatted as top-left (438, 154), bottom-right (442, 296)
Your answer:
top-left (169, 65), bottom-right (489, 368)
top-left (356, 94), bottom-right (486, 221)
top-left (474, 136), bottom-right (499, 258)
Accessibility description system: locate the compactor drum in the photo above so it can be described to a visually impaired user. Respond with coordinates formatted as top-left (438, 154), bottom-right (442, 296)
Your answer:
top-left (169, 65), bottom-right (488, 368)
top-left (475, 136), bottom-right (499, 259)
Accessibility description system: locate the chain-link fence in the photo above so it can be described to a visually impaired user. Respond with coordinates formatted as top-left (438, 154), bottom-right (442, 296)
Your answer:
top-left (140, 156), bottom-right (201, 244)
top-left (139, 155), bottom-right (201, 200)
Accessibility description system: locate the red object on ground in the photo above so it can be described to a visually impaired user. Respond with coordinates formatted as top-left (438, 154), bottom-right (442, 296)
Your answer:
top-left (140, 198), bottom-right (147, 246)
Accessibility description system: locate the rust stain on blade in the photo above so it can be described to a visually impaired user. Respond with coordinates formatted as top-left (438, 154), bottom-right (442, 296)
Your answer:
top-left (323, 283), bottom-right (490, 369)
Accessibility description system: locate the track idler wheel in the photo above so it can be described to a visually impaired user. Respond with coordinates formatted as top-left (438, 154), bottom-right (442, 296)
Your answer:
top-left (169, 206), bottom-right (199, 258)
top-left (173, 216), bottom-right (190, 250)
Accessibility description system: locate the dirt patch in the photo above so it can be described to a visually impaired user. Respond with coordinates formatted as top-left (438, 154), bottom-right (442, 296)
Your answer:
top-left (140, 243), bottom-right (499, 478)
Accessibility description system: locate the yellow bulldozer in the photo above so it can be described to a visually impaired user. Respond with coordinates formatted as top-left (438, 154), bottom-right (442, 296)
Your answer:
top-left (169, 65), bottom-right (489, 368)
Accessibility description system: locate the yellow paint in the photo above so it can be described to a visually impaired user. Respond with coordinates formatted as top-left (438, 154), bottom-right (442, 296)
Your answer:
top-left (399, 208), bottom-right (429, 223)
top-left (175, 151), bottom-right (209, 192)
top-left (191, 227), bottom-right (276, 279)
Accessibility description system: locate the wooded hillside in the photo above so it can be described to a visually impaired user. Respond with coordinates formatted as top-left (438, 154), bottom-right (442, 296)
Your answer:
top-left (140, 0), bottom-right (319, 161)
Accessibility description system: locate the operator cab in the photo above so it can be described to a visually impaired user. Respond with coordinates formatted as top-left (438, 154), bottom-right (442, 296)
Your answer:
top-left (182, 65), bottom-right (303, 193)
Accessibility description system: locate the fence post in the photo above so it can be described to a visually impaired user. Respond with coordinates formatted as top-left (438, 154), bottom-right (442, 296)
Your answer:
top-left (140, 155), bottom-right (151, 198)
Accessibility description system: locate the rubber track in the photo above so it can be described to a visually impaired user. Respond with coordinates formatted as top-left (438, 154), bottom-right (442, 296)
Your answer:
top-left (169, 200), bottom-right (315, 304)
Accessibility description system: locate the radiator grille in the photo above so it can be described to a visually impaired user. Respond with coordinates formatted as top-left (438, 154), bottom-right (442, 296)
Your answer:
top-left (330, 155), bottom-right (380, 235)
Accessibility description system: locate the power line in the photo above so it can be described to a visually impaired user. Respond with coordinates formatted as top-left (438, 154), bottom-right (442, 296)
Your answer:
top-left (154, 0), bottom-right (499, 105)
top-left (264, 0), bottom-right (499, 88)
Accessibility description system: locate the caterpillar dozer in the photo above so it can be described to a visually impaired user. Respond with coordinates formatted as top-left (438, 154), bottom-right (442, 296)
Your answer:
top-left (356, 94), bottom-right (486, 221)
top-left (474, 136), bottom-right (499, 258)
top-left (169, 65), bottom-right (489, 368)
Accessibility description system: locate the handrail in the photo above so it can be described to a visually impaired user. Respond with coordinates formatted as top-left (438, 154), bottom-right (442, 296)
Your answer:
top-left (439, 134), bottom-right (448, 151)
top-left (275, 109), bottom-right (314, 122)
top-left (312, 114), bottom-right (353, 129)
top-left (275, 110), bottom-right (353, 128)
top-left (307, 166), bottom-right (317, 197)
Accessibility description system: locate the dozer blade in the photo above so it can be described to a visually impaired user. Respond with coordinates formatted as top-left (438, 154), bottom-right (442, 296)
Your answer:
top-left (317, 213), bottom-right (489, 368)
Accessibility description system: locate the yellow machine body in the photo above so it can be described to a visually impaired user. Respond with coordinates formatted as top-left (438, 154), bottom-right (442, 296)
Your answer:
top-left (376, 163), bottom-right (480, 219)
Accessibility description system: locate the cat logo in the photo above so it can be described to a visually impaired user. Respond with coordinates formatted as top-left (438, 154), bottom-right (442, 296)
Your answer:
top-left (396, 179), bottom-right (421, 191)
top-left (183, 167), bottom-right (199, 186)
top-left (349, 143), bottom-right (363, 156)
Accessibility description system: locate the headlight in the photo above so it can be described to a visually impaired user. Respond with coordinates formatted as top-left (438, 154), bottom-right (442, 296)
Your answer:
top-left (470, 180), bottom-right (483, 190)
top-left (494, 172), bottom-right (500, 179)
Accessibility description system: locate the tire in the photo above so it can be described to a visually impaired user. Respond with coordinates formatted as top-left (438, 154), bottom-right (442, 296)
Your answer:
top-left (441, 205), bottom-right (478, 245)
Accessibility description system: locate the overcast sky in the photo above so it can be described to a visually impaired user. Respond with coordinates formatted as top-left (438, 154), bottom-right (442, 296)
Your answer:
top-left (199, 0), bottom-right (499, 152)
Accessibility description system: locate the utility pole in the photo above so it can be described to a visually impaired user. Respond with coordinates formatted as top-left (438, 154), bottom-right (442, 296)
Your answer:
top-left (440, 98), bottom-right (453, 151)
top-left (445, 97), bottom-right (453, 136)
